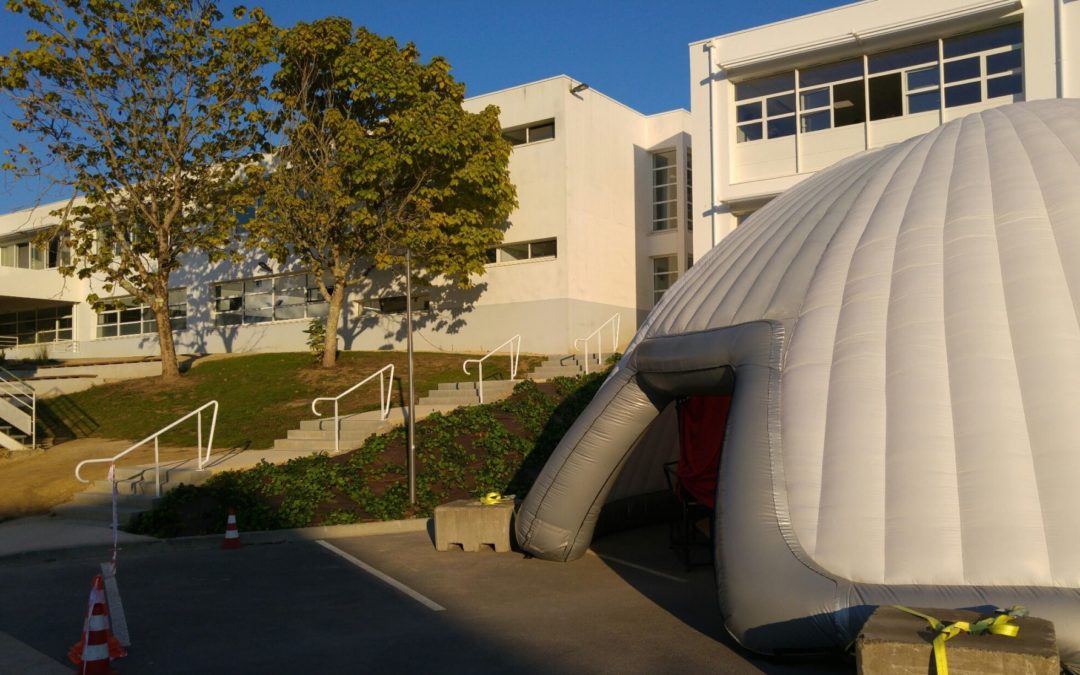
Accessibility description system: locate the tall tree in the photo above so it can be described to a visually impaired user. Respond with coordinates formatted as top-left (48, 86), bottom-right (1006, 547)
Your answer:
top-left (0, 0), bottom-right (276, 380)
top-left (252, 18), bottom-right (516, 368)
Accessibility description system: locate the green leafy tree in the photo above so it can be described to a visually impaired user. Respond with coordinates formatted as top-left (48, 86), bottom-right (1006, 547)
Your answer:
top-left (251, 18), bottom-right (516, 368)
top-left (0, 0), bottom-right (277, 380)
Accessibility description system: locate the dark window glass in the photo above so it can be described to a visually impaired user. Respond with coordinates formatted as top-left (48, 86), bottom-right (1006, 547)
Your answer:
top-left (908, 89), bottom-right (941, 114)
top-left (833, 80), bottom-right (866, 127)
top-left (16, 242), bottom-right (29, 268)
top-left (943, 23), bottom-right (1022, 59)
top-left (734, 72), bottom-right (795, 101)
top-left (799, 58), bottom-right (863, 88)
top-left (736, 102), bottom-right (761, 123)
top-left (869, 73), bottom-right (903, 121)
top-left (500, 243), bottom-right (529, 261)
top-left (737, 123), bottom-right (763, 143)
top-left (767, 116), bottom-right (796, 138)
top-left (485, 248), bottom-right (497, 263)
top-left (801, 110), bottom-right (831, 133)
top-left (907, 66), bottom-right (940, 90)
top-left (528, 122), bottom-right (554, 142)
top-left (766, 93), bottom-right (795, 116)
top-left (868, 42), bottom-right (938, 74)
top-left (986, 48), bottom-right (1022, 74)
top-left (945, 81), bottom-right (982, 107)
top-left (800, 88), bottom-right (830, 110)
top-left (944, 56), bottom-right (980, 83)
top-left (502, 127), bottom-right (527, 145)
top-left (530, 239), bottom-right (557, 258)
top-left (987, 73), bottom-right (1023, 99)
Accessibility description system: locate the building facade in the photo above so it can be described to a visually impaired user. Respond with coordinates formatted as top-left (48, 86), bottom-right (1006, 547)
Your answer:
top-left (0, 75), bottom-right (692, 359)
top-left (690, 0), bottom-right (1080, 257)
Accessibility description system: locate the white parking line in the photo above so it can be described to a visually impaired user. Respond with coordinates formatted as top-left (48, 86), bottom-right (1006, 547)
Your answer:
top-left (315, 540), bottom-right (446, 611)
top-left (588, 551), bottom-right (688, 583)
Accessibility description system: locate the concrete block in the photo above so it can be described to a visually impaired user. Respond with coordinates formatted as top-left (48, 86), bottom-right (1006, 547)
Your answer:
top-left (434, 499), bottom-right (514, 552)
top-left (856, 606), bottom-right (1059, 675)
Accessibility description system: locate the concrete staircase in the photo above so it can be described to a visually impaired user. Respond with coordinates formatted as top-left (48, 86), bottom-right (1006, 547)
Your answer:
top-left (416, 379), bottom-right (518, 407)
top-left (526, 353), bottom-right (602, 380)
top-left (52, 462), bottom-right (210, 525)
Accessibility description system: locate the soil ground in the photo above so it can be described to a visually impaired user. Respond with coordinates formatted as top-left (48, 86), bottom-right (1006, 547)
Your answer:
top-left (0, 439), bottom-right (212, 521)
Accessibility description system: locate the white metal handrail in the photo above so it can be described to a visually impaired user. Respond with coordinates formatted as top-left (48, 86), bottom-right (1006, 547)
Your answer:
top-left (311, 364), bottom-right (394, 454)
top-left (574, 313), bottom-right (621, 374)
top-left (75, 400), bottom-right (219, 497)
top-left (463, 334), bottom-right (521, 404)
top-left (0, 365), bottom-right (36, 449)
top-left (0, 336), bottom-right (16, 349)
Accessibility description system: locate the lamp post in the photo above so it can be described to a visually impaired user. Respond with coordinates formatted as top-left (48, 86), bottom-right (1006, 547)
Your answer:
top-left (405, 247), bottom-right (416, 505)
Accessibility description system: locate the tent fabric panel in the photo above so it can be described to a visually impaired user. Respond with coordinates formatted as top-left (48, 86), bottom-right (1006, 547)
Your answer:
top-left (942, 113), bottom-right (1051, 586)
top-left (882, 123), bottom-right (964, 585)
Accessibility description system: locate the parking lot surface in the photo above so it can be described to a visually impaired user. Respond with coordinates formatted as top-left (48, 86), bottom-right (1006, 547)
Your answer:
top-left (0, 524), bottom-right (851, 673)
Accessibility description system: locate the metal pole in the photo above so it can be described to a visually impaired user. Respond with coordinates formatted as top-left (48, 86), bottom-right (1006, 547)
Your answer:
top-left (406, 248), bottom-right (417, 505)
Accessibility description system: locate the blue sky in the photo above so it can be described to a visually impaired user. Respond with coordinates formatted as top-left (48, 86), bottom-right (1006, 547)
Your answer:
top-left (0, 0), bottom-right (852, 212)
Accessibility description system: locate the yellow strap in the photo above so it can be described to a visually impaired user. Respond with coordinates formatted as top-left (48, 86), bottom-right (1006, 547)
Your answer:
top-left (892, 606), bottom-right (1023, 675)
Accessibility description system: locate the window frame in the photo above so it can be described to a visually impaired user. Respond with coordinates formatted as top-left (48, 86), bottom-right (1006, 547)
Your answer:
top-left (0, 305), bottom-right (74, 345)
top-left (502, 119), bottom-right (557, 147)
top-left (96, 289), bottom-right (187, 339)
top-left (651, 255), bottom-right (679, 305)
top-left (211, 273), bottom-right (329, 327)
top-left (485, 238), bottom-right (558, 265)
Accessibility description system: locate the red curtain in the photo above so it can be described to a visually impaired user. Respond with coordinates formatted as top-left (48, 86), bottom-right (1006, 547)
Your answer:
top-left (676, 395), bottom-right (731, 509)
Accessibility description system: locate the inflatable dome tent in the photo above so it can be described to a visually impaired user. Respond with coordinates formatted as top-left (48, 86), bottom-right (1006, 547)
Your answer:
top-left (515, 99), bottom-right (1080, 667)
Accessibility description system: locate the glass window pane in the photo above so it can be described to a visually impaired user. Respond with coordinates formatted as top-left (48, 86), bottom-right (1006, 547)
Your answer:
top-left (98, 324), bottom-right (118, 338)
top-left (653, 166), bottom-right (676, 185)
top-left (169, 318), bottom-right (185, 331)
top-left (943, 23), bottom-right (1022, 59)
top-left (654, 202), bottom-right (675, 221)
top-left (16, 243), bottom-right (29, 268)
top-left (766, 93), bottom-right (795, 116)
top-left (276, 304), bottom-right (306, 320)
top-left (767, 116), bottom-right (796, 138)
top-left (215, 312), bottom-right (242, 326)
top-left (833, 80), bottom-right (866, 127)
top-left (58, 328), bottom-right (72, 340)
top-left (502, 127), bottom-right (527, 145)
top-left (868, 42), bottom-right (938, 74)
top-left (944, 56), bottom-right (980, 83)
top-left (799, 58), bottom-right (863, 88)
top-left (142, 320), bottom-right (156, 334)
top-left (987, 72), bottom-right (1023, 98)
top-left (653, 256), bottom-right (672, 274)
top-left (216, 281), bottom-right (243, 299)
top-left (500, 243), bottom-right (529, 262)
top-left (652, 149), bottom-right (675, 168)
top-left (120, 322), bottom-right (141, 336)
top-left (485, 248), bottom-right (497, 264)
top-left (735, 102), bottom-right (761, 123)
top-left (734, 72), bottom-right (794, 101)
top-left (945, 81), bottom-right (982, 107)
top-left (800, 88), bottom-right (830, 110)
top-left (0, 244), bottom-right (13, 267)
top-left (986, 48), bottom-right (1022, 75)
top-left (528, 122), bottom-right (555, 142)
top-left (119, 307), bottom-right (142, 323)
top-left (800, 110), bottom-right (831, 133)
top-left (907, 66), bottom-right (940, 90)
top-left (737, 123), bottom-right (762, 143)
top-left (530, 239), bottom-right (557, 258)
top-left (307, 302), bottom-right (329, 319)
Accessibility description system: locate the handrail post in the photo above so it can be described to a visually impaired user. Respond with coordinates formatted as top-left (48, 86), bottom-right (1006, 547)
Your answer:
top-left (334, 400), bottom-right (340, 455)
top-left (478, 362), bottom-right (484, 404)
top-left (197, 411), bottom-right (203, 462)
top-left (154, 437), bottom-right (160, 497)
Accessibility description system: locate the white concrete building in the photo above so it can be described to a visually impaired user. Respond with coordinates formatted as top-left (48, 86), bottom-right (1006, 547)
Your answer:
top-left (0, 75), bottom-right (692, 359)
top-left (690, 0), bottom-right (1080, 256)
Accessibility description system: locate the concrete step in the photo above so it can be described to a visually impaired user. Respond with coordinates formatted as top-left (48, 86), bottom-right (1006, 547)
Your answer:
top-left (52, 501), bottom-right (149, 525)
top-left (528, 367), bottom-right (584, 380)
top-left (436, 380), bottom-right (517, 392)
top-left (286, 426), bottom-right (390, 441)
top-left (69, 491), bottom-right (158, 509)
top-left (298, 418), bottom-right (395, 433)
top-left (272, 438), bottom-right (366, 452)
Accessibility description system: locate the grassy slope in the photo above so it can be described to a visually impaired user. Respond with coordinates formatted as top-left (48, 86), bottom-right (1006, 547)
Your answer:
top-left (127, 370), bottom-right (609, 537)
top-left (38, 351), bottom-right (542, 450)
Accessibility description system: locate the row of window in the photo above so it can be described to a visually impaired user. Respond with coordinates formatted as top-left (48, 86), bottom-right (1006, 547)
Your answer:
top-left (0, 306), bottom-right (73, 345)
top-left (213, 272), bottom-right (329, 326)
top-left (96, 290), bottom-right (187, 338)
top-left (0, 237), bottom-right (70, 270)
top-left (486, 238), bottom-right (557, 264)
top-left (735, 23), bottom-right (1023, 143)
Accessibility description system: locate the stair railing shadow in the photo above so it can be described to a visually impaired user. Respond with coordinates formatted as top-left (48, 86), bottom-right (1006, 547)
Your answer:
top-left (36, 391), bottom-right (98, 440)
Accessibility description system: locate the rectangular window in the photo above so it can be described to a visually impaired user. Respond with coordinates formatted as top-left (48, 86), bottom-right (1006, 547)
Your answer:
top-left (734, 72), bottom-right (796, 143)
top-left (212, 273), bottom-right (327, 326)
top-left (943, 22), bottom-right (1023, 109)
top-left (652, 149), bottom-right (678, 231)
top-left (485, 238), bottom-right (558, 264)
top-left (96, 290), bottom-right (186, 338)
top-left (685, 149), bottom-right (693, 231)
top-left (0, 306), bottom-right (75, 345)
top-left (502, 119), bottom-right (556, 147)
top-left (652, 255), bottom-right (678, 305)
top-left (798, 58), bottom-right (866, 133)
top-left (359, 294), bottom-right (432, 315)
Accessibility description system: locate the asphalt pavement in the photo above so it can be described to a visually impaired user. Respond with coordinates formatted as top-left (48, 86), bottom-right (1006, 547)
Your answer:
top-left (0, 523), bottom-right (852, 673)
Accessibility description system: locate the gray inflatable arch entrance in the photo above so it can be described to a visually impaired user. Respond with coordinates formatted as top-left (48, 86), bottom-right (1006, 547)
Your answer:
top-left (514, 100), bottom-right (1080, 666)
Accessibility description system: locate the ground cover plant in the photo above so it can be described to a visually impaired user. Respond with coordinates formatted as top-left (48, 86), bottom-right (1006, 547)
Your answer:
top-left (127, 369), bottom-right (609, 537)
top-left (37, 350), bottom-right (540, 450)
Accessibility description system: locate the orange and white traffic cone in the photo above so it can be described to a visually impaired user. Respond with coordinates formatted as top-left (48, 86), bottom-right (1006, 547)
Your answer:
top-left (222, 507), bottom-right (241, 549)
top-left (68, 575), bottom-right (126, 674)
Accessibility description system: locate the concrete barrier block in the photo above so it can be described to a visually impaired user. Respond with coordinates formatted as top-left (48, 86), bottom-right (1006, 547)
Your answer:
top-left (856, 605), bottom-right (1059, 675)
top-left (434, 499), bottom-right (514, 552)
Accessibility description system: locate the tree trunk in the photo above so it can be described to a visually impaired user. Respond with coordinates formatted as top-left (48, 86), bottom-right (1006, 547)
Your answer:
top-left (153, 302), bottom-right (181, 381)
top-left (321, 282), bottom-right (346, 368)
